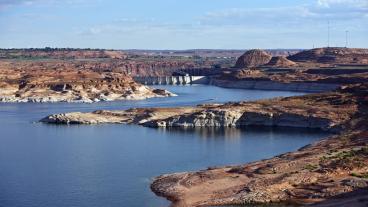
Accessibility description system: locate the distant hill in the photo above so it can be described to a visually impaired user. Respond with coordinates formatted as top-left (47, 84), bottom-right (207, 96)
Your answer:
top-left (288, 47), bottom-right (368, 64)
top-left (0, 48), bottom-right (127, 59)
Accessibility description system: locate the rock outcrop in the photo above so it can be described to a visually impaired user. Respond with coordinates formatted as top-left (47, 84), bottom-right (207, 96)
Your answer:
top-left (0, 68), bottom-right (175, 103)
top-left (235, 49), bottom-right (272, 68)
top-left (265, 56), bottom-right (296, 67)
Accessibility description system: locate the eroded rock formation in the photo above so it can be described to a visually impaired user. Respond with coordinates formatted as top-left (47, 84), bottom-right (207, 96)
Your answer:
top-left (265, 56), bottom-right (296, 67)
top-left (235, 49), bottom-right (272, 68)
top-left (0, 68), bottom-right (175, 103)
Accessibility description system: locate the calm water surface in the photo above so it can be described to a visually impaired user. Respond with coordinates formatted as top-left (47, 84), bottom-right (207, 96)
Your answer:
top-left (0, 85), bottom-right (329, 207)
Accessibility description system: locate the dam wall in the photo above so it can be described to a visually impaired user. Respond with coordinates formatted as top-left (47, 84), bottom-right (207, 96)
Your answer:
top-left (210, 79), bottom-right (340, 93)
top-left (134, 76), bottom-right (340, 93)
top-left (133, 76), bottom-right (209, 85)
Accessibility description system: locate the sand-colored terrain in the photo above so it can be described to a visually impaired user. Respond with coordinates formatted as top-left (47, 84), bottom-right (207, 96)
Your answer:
top-left (0, 61), bottom-right (174, 103)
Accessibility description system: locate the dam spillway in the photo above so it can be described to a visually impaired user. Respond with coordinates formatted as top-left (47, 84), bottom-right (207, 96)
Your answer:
top-left (133, 76), bottom-right (209, 85)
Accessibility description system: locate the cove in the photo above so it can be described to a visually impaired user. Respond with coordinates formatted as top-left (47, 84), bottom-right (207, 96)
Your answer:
top-left (0, 85), bottom-right (329, 207)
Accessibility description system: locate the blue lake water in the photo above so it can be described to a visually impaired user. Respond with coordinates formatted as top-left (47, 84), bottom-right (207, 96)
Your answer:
top-left (0, 85), bottom-right (329, 207)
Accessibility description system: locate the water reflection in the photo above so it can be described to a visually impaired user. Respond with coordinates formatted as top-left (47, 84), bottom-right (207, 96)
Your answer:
top-left (158, 126), bottom-right (330, 141)
top-left (158, 127), bottom-right (242, 140)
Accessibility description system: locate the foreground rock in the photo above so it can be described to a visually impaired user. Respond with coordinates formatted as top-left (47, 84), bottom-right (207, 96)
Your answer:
top-left (150, 84), bottom-right (368, 207)
top-left (0, 68), bottom-right (175, 103)
top-left (152, 131), bottom-right (368, 207)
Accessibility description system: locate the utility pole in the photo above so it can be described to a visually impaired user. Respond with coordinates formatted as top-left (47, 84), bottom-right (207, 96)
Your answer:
top-left (345, 30), bottom-right (349, 48)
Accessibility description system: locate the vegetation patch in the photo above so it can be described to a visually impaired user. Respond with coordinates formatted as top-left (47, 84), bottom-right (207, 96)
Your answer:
top-left (350, 172), bottom-right (368, 179)
top-left (304, 164), bottom-right (319, 171)
top-left (320, 147), bottom-right (368, 170)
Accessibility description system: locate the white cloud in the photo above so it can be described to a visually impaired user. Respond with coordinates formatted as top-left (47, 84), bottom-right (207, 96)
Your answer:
top-left (0, 0), bottom-right (33, 8)
top-left (200, 6), bottom-right (316, 24)
top-left (0, 0), bottom-right (98, 9)
top-left (317, 0), bottom-right (368, 7)
top-left (199, 0), bottom-right (368, 27)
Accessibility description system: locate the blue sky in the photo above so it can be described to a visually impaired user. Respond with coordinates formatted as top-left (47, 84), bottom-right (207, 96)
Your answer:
top-left (0, 0), bottom-right (367, 49)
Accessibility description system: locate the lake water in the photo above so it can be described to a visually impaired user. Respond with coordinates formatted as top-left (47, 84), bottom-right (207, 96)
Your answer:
top-left (0, 85), bottom-right (329, 207)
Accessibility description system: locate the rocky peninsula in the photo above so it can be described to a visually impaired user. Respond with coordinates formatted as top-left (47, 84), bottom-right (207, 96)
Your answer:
top-left (42, 85), bottom-right (354, 131)
top-left (0, 70), bottom-right (174, 103)
top-left (0, 55), bottom-right (175, 103)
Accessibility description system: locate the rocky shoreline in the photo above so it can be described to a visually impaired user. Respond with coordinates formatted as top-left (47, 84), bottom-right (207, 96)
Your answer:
top-left (151, 130), bottom-right (368, 207)
top-left (0, 66), bottom-right (175, 103)
top-left (41, 89), bottom-right (351, 132)
top-left (0, 86), bottom-right (175, 103)
top-left (210, 79), bottom-right (340, 93)
top-left (149, 84), bottom-right (368, 207)
top-left (40, 84), bottom-right (368, 206)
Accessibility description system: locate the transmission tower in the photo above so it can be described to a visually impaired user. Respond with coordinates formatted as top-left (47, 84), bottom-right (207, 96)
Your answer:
top-left (345, 30), bottom-right (349, 48)
top-left (327, 21), bottom-right (330, 48)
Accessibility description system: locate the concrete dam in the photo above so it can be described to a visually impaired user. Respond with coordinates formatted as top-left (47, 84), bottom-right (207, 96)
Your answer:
top-left (134, 76), bottom-right (341, 93)
top-left (133, 76), bottom-right (209, 85)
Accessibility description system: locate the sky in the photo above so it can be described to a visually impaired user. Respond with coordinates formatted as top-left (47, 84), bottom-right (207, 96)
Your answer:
top-left (0, 0), bottom-right (367, 49)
